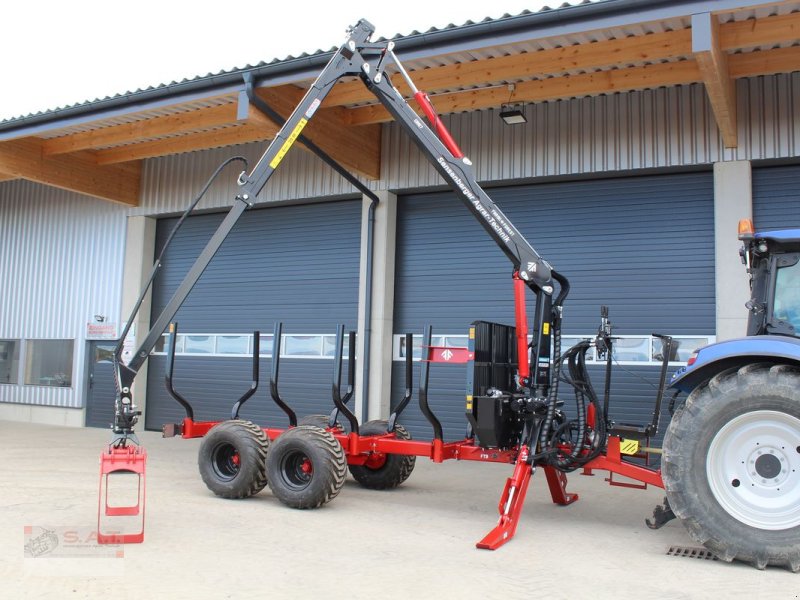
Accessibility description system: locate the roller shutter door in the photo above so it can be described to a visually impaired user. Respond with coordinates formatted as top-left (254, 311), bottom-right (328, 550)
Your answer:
top-left (391, 172), bottom-right (715, 441)
top-left (145, 199), bottom-right (360, 431)
top-left (753, 164), bottom-right (800, 231)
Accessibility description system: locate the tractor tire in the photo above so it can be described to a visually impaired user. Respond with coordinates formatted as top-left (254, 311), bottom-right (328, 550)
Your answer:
top-left (662, 364), bottom-right (800, 572)
top-left (298, 414), bottom-right (346, 434)
top-left (266, 426), bottom-right (346, 509)
top-left (198, 420), bottom-right (269, 499)
top-left (348, 420), bottom-right (416, 490)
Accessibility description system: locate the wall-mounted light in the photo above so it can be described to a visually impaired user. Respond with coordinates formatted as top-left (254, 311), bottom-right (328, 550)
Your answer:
top-left (499, 83), bottom-right (527, 125)
top-left (500, 108), bottom-right (527, 125)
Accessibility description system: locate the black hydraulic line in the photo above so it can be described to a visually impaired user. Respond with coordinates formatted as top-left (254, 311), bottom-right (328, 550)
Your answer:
top-left (538, 309), bottom-right (562, 455)
top-left (231, 332), bottom-right (261, 419)
top-left (164, 323), bottom-right (194, 420)
top-left (332, 325), bottom-right (360, 434)
top-left (387, 333), bottom-right (414, 433)
top-left (418, 325), bottom-right (444, 441)
top-left (114, 155), bottom-right (248, 365)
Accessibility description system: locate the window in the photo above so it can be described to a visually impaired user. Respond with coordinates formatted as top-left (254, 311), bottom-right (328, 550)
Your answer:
top-left (0, 340), bottom-right (20, 384)
top-left (151, 332), bottom-right (355, 359)
top-left (393, 333), bottom-right (715, 365)
top-left (24, 340), bottom-right (74, 387)
top-left (284, 335), bottom-right (322, 356)
top-left (216, 335), bottom-right (250, 355)
top-left (773, 259), bottom-right (800, 332)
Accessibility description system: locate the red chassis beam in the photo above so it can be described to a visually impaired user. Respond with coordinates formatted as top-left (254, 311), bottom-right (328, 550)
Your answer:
top-left (171, 418), bottom-right (664, 549)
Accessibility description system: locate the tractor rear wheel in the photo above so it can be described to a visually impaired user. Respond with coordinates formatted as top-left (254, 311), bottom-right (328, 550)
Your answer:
top-left (198, 420), bottom-right (269, 499)
top-left (348, 420), bottom-right (416, 490)
top-left (663, 364), bottom-right (800, 572)
top-left (266, 426), bottom-right (346, 509)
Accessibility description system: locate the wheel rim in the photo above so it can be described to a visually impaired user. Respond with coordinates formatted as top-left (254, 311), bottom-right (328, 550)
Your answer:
top-left (211, 442), bottom-right (241, 482)
top-left (706, 410), bottom-right (800, 530)
top-left (280, 450), bottom-right (313, 491)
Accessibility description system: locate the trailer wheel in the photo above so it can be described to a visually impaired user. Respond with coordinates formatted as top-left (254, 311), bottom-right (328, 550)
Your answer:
top-left (349, 420), bottom-right (416, 490)
top-left (266, 426), bottom-right (346, 509)
top-left (298, 414), bottom-right (346, 434)
top-left (198, 420), bottom-right (269, 499)
top-left (663, 364), bottom-right (800, 572)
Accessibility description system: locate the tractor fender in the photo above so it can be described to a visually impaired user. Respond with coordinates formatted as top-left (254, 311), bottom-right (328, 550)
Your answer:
top-left (670, 335), bottom-right (800, 394)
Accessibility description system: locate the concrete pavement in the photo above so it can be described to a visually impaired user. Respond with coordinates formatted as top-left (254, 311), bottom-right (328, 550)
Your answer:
top-left (0, 421), bottom-right (795, 599)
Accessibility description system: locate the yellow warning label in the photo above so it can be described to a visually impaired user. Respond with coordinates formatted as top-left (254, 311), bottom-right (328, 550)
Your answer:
top-left (469, 328), bottom-right (475, 340)
top-left (543, 322), bottom-right (550, 335)
top-left (466, 395), bottom-right (473, 410)
top-left (620, 439), bottom-right (640, 455)
top-left (269, 118), bottom-right (308, 169)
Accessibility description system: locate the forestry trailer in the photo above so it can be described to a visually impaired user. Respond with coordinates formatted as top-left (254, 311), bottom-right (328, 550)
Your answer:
top-left (96, 20), bottom-right (800, 572)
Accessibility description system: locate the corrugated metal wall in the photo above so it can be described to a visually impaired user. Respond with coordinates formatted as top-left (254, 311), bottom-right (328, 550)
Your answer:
top-left (753, 164), bottom-right (800, 231)
top-left (391, 172), bottom-right (715, 441)
top-left (0, 180), bottom-right (127, 408)
top-left (143, 200), bottom-right (361, 430)
top-left (134, 75), bottom-right (799, 217)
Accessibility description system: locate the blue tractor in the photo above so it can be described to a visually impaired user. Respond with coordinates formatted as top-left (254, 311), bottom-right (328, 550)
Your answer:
top-left (663, 219), bottom-right (800, 571)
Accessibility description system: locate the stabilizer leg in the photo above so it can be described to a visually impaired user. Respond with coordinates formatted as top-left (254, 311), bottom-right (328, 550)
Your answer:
top-left (543, 466), bottom-right (579, 505)
top-left (476, 456), bottom-right (533, 550)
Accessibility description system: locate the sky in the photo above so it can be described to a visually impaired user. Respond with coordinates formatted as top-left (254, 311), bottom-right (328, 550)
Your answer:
top-left (0, 0), bottom-right (567, 122)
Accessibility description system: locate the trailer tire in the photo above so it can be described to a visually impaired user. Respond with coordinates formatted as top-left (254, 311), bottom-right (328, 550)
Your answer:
top-left (349, 420), bottom-right (416, 490)
top-left (298, 414), bottom-right (346, 434)
top-left (198, 420), bottom-right (269, 499)
top-left (267, 426), bottom-right (346, 509)
top-left (663, 364), bottom-right (800, 572)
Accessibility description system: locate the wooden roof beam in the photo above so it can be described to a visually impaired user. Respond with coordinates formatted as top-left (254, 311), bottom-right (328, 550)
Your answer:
top-left (326, 29), bottom-right (693, 107)
top-left (0, 139), bottom-right (140, 205)
top-left (254, 86), bottom-right (381, 180)
top-left (95, 121), bottom-right (279, 165)
top-left (347, 60), bottom-right (703, 126)
top-left (43, 95), bottom-right (271, 155)
top-left (693, 13), bottom-right (737, 148)
top-left (0, 172), bottom-right (17, 183)
top-left (719, 10), bottom-right (800, 50)
top-left (323, 12), bottom-right (800, 109)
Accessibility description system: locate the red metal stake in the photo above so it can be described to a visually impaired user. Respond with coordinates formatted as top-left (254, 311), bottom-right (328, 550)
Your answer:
top-left (476, 451), bottom-right (533, 550)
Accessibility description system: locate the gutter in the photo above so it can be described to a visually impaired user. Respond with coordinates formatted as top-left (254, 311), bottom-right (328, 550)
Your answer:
top-left (242, 74), bottom-right (379, 424)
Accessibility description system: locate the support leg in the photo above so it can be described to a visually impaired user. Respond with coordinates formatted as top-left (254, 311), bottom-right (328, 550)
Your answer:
top-left (476, 457), bottom-right (533, 550)
top-left (543, 466), bottom-right (579, 505)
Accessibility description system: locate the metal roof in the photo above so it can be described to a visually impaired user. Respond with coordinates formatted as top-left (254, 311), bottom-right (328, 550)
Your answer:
top-left (4, 0), bottom-right (794, 136)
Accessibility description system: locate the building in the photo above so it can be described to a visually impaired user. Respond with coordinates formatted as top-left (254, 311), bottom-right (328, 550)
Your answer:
top-left (0, 0), bottom-right (798, 441)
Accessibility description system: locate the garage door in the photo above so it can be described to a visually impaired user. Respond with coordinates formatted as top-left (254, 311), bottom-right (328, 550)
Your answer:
top-left (391, 172), bottom-right (715, 441)
top-left (753, 164), bottom-right (800, 231)
top-left (145, 199), bottom-right (361, 431)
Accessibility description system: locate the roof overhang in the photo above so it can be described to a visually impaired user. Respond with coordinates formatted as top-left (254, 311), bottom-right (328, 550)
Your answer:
top-left (0, 0), bottom-right (798, 205)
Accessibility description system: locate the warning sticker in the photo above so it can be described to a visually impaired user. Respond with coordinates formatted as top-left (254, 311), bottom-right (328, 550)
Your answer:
top-left (620, 439), bottom-right (640, 455)
top-left (269, 118), bottom-right (308, 169)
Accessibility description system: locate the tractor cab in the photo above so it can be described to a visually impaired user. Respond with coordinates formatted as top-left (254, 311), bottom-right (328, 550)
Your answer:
top-left (739, 219), bottom-right (800, 338)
